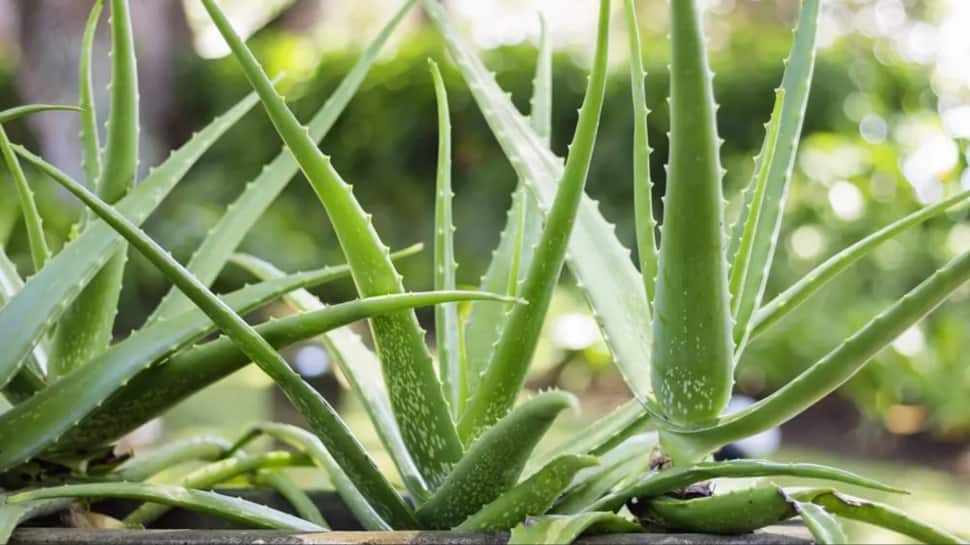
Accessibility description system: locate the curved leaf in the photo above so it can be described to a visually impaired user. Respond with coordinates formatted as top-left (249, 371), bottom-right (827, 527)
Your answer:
top-left (0, 105), bottom-right (81, 124)
top-left (0, 126), bottom-right (50, 271)
top-left (252, 469), bottom-right (330, 530)
top-left (791, 500), bottom-right (846, 545)
top-left (508, 512), bottom-right (641, 545)
top-left (79, 0), bottom-right (104, 189)
top-left (112, 436), bottom-right (233, 482)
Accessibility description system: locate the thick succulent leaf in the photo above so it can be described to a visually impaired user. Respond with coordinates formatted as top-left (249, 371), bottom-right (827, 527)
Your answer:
top-left (0, 126), bottom-right (51, 270)
top-left (749, 188), bottom-right (970, 342)
top-left (417, 391), bottom-right (577, 529)
top-left (231, 251), bottom-right (429, 502)
top-left (0, 247), bottom-right (47, 404)
top-left (639, 485), bottom-right (795, 534)
top-left (252, 469), bottom-right (331, 529)
top-left (149, 0), bottom-right (415, 323)
top-left (25, 146), bottom-right (420, 530)
top-left (652, 0), bottom-right (733, 428)
top-left (123, 450), bottom-right (309, 527)
top-left (664, 248), bottom-right (970, 460)
top-left (234, 423), bottom-right (394, 531)
top-left (8, 483), bottom-right (324, 531)
top-left (458, 0), bottom-right (612, 442)
top-left (0, 499), bottom-right (72, 544)
top-left (623, 0), bottom-right (658, 304)
top-left (791, 500), bottom-right (846, 545)
top-left (422, 0), bottom-right (658, 417)
top-left (508, 512), bottom-right (641, 545)
top-left (52, 289), bottom-right (510, 457)
top-left (0, 82), bottom-right (259, 390)
top-left (429, 60), bottom-right (463, 418)
top-left (112, 436), bottom-right (232, 482)
top-left (52, 0), bottom-right (141, 378)
top-left (0, 105), bottom-right (81, 124)
top-left (794, 489), bottom-right (963, 545)
top-left (202, 0), bottom-right (463, 489)
top-left (590, 459), bottom-right (902, 512)
top-left (552, 434), bottom-right (656, 515)
top-left (727, 0), bottom-right (821, 352)
top-left (456, 455), bottom-right (598, 532)
top-left (462, 10), bottom-right (551, 410)
top-left (729, 90), bottom-right (786, 346)
top-left (79, 0), bottom-right (104, 189)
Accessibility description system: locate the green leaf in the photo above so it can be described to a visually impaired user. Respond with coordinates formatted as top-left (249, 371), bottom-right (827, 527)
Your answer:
top-left (252, 469), bottom-right (331, 530)
top-left (230, 250), bottom-right (430, 503)
top-left (457, 0), bottom-right (612, 442)
top-left (202, 0), bottom-right (463, 489)
top-left (417, 391), bottom-right (577, 529)
top-left (727, 0), bottom-right (821, 354)
top-left (796, 489), bottom-right (963, 545)
top-left (8, 483), bottom-right (324, 531)
top-left (51, 0), bottom-right (142, 378)
top-left (23, 144), bottom-right (419, 530)
top-left (148, 0), bottom-right (415, 323)
top-left (552, 434), bottom-right (656, 515)
top-left (729, 89), bottom-right (786, 347)
top-left (664, 248), bottom-right (970, 460)
top-left (422, 0), bottom-right (658, 419)
top-left (0, 246), bottom-right (47, 404)
top-left (462, 11), bottom-right (551, 408)
top-left (429, 59), bottom-right (463, 418)
top-left (623, 0), bottom-right (657, 305)
top-left (0, 126), bottom-right (51, 271)
top-left (0, 499), bottom-right (72, 544)
top-left (0, 89), bottom-right (258, 393)
top-left (639, 485), bottom-right (795, 534)
top-left (123, 450), bottom-right (310, 527)
top-left (233, 423), bottom-right (394, 531)
top-left (79, 0), bottom-right (104, 189)
top-left (0, 105), bottom-right (81, 124)
top-left (652, 0), bottom-right (733, 428)
top-left (749, 188), bottom-right (970, 342)
top-left (791, 500), bottom-right (846, 545)
top-left (112, 436), bottom-right (232, 482)
top-left (508, 512), bottom-right (641, 545)
top-left (590, 459), bottom-right (903, 512)
top-left (456, 455), bottom-right (598, 532)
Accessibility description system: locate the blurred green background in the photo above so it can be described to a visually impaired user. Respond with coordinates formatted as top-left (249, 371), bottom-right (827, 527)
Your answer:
top-left (1, 0), bottom-right (969, 540)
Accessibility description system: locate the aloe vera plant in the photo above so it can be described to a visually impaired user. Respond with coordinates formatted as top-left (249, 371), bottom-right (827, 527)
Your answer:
top-left (0, 0), bottom-right (964, 543)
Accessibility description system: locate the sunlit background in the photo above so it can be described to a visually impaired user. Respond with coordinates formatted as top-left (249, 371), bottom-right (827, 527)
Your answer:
top-left (1, 0), bottom-right (968, 541)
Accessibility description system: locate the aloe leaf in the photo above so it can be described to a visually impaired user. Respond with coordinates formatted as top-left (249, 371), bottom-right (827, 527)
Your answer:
top-left (652, 0), bottom-right (734, 429)
top-left (458, 0), bottom-right (612, 442)
top-left (508, 512), bottom-right (641, 545)
top-left (52, 289), bottom-right (512, 458)
top-left (791, 500), bottom-right (846, 545)
top-left (112, 436), bottom-right (233, 482)
top-left (51, 0), bottom-right (141, 378)
top-left (0, 232), bottom-right (377, 468)
top-left (0, 498), bottom-right (72, 544)
top-left (234, 423), bottom-right (393, 531)
top-left (665, 248), bottom-right (970, 460)
top-left (462, 12), bottom-right (550, 404)
top-left (0, 248), bottom-right (47, 404)
top-left (9, 483), bottom-right (324, 531)
top-left (202, 0), bottom-right (464, 490)
top-left (422, 0), bottom-right (658, 417)
top-left (795, 489), bottom-right (963, 545)
top-left (0, 105), bottom-right (82, 124)
top-left (456, 455), bottom-right (598, 532)
top-left (429, 60), bottom-right (463, 418)
top-left (552, 434), bottom-right (656, 515)
top-left (148, 0), bottom-right (415, 324)
top-left (639, 485), bottom-right (795, 534)
top-left (624, 0), bottom-right (658, 304)
top-left (80, 0), bottom-right (104, 189)
top-left (253, 469), bottom-right (331, 530)
top-left (0, 90), bottom-right (258, 391)
top-left (0, 126), bottom-right (51, 271)
top-left (729, 90), bottom-right (786, 343)
top-left (123, 450), bottom-right (309, 527)
top-left (230, 251), bottom-right (429, 502)
top-left (416, 391), bottom-right (577, 529)
top-left (749, 188), bottom-right (970, 342)
top-left (23, 145), bottom-right (423, 530)
top-left (590, 459), bottom-right (903, 513)
top-left (727, 0), bottom-right (821, 353)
